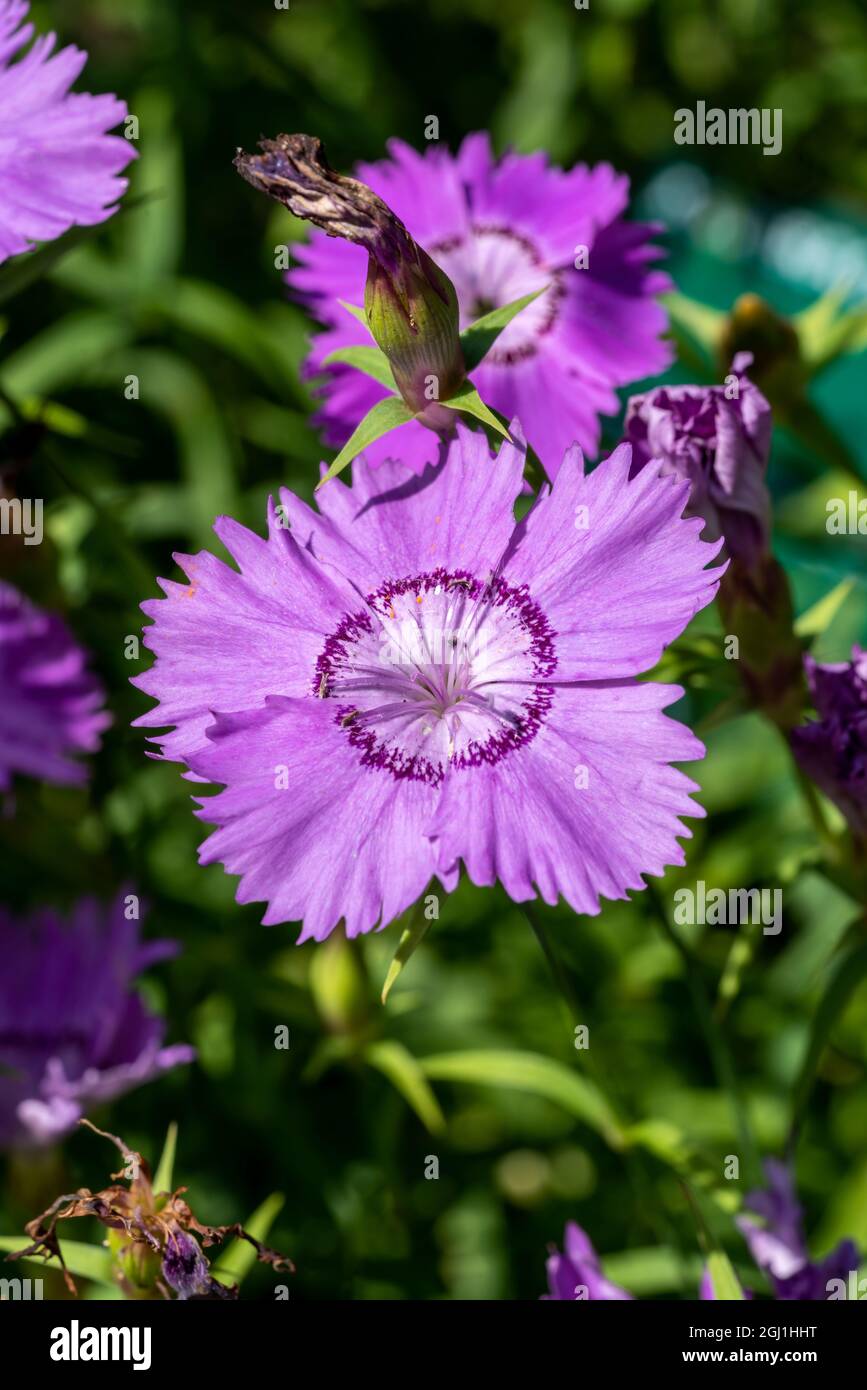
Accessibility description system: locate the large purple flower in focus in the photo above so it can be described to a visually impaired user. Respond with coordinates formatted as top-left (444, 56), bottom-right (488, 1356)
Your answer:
top-left (0, 580), bottom-right (110, 791)
top-left (542, 1221), bottom-right (632, 1300)
top-left (625, 353), bottom-right (772, 568)
top-left (133, 425), bottom-right (721, 941)
top-left (791, 648), bottom-right (867, 840)
top-left (737, 1159), bottom-right (859, 1301)
top-left (289, 134), bottom-right (672, 477)
top-left (0, 0), bottom-right (135, 263)
top-left (0, 893), bottom-right (194, 1148)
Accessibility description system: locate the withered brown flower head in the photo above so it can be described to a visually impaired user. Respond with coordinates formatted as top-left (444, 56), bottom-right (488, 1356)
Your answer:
top-left (234, 133), bottom-right (464, 414)
top-left (6, 1120), bottom-right (293, 1300)
top-left (235, 133), bottom-right (413, 273)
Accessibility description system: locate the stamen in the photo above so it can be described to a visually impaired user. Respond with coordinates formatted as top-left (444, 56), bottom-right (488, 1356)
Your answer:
top-left (314, 568), bottom-right (558, 785)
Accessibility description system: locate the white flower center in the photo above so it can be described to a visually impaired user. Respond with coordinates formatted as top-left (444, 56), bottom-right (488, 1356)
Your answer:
top-left (430, 225), bottom-right (564, 362)
top-left (315, 568), bottom-right (557, 784)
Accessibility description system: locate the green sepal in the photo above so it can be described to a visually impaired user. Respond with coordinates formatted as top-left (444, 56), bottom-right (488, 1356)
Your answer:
top-left (438, 381), bottom-right (512, 440)
top-left (316, 395), bottom-right (414, 489)
top-left (382, 898), bottom-right (433, 1005)
top-left (460, 286), bottom-right (548, 372)
top-left (338, 300), bottom-right (370, 330)
top-left (322, 344), bottom-right (398, 391)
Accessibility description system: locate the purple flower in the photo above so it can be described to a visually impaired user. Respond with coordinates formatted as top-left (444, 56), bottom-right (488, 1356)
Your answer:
top-left (0, 0), bottom-right (135, 264)
top-left (289, 134), bottom-right (671, 477)
top-left (791, 649), bottom-right (867, 839)
top-left (625, 353), bottom-right (772, 567)
top-left (0, 580), bottom-right (110, 792)
top-left (0, 892), bottom-right (194, 1149)
top-left (133, 425), bottom-right (722, 941)
top-left (542, 1221), bottom-right (632, 1300)
top-left (161, 1230), bottom-right (234, 1301)
top-left (738, 1159), bottom-right (859, 1301)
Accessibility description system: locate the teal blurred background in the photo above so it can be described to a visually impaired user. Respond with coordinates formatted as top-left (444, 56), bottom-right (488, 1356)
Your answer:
top-left (1, 0), bottom-right (866, 1299)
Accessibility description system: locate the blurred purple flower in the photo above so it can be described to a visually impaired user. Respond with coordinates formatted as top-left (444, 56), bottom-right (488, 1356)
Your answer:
top-left (288, 133), bottom-right (671, 477)
top-left (542, 1221), bottom-right (632, 1300)
top-left (0, 0), bottom-right (135, 263)
top-left (133, 427), bottom-right (722, 940)
top-left (0, 579), bottom-right (110, 792)
top-left (738, 1159), bottom-right (859, 1301)
top-left (791, 648), bottom-right (867, 840)
top-left (625, 353), bottom-right (772, 567)
top-left (0, 892), bottom-right (194, 1149)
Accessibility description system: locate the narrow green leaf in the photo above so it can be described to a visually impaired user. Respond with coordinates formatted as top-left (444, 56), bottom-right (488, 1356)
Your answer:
top-left (460, 287), bottom-right (547, 372)
top-left (791, 935), bottom-right (867, 1131)
top-left (323, 344), bottom-right (398, 392)
top-left (706, 1249), bottom-right (745, 1301)
top-left (382, 899), bottom-right (433, 1004)
top-left (339, 300), bottom-right (370, 330)
top-left (211, 1192), bottom-right (285, 1289)
top-left (153, 1121), bottom-right (178, 1194)
top-left (0, 1235), bottom-right (113, 1284)
top-left (316, 395), bottom-right (413, 489)
top-left (366, 1040), bottom-right (446, 1134)
top-left (440, 381), bottom-right (512, 440)
top-left (794, 579), bottom-right (855, 640)
top-left (418, 1049), bottom-right (624, 1147)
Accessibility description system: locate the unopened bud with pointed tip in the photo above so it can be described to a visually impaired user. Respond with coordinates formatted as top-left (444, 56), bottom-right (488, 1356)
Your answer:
top-left (234, 134), bottom-right (465, 414)
top-left (718, 293), bottom-right (802, 398)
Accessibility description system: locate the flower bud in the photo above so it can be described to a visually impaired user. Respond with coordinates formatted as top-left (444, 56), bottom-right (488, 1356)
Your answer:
top-left (625, 354), bottom-right (772, 570)
top-left (717, 553), bottom-right (807, 731)
top-left (234, 134), bottom-right (465, 414)
top-left (718, 293), bottom-right (802, 398)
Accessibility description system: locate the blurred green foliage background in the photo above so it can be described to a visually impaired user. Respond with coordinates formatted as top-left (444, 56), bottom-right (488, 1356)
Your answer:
top-left (1, 0), bottom-right (866, 1300)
